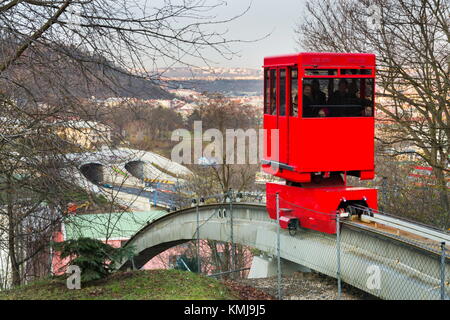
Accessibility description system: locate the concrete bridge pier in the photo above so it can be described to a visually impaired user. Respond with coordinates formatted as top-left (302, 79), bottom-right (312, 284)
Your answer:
top-left (248, 255), bottom-right (311, 278)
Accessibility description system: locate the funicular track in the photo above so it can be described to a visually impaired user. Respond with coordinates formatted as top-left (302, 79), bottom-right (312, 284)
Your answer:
top-left (118, 202), bottom-right (450, 300)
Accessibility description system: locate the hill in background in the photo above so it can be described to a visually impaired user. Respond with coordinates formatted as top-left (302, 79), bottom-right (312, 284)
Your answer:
top-left (1, 40), bottom-right (173, 103)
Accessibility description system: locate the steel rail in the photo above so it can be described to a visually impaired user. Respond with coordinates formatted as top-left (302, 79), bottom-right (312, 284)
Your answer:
top-left (352, 203), bottom-right (448, 233)
top-left (360, 213), bottom-right (450, 244)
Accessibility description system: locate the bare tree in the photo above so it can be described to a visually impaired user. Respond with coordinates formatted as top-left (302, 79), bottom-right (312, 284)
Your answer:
top-left (186, 93), bottom-right (261, 194)
top-left (0, 0), bottom-right (249, 287)
top-left (181, 94), bottom-right (261, 277)
top-left (0, 96), bottom-right (74, 285)
top-left (296, 0), bottom-right (449, 227)
top-left (102, 100), bottom-right (184, 155)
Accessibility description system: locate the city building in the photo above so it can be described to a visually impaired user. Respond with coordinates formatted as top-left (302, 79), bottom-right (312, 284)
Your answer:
top-left (55, 119), bottom-right (112, 150)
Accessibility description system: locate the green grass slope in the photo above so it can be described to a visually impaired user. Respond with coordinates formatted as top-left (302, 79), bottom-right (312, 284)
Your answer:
top-left (0, 270), bottom-right (239, 300)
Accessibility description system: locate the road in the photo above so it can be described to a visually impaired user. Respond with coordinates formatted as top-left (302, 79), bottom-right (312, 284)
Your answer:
top-left (111, 184), bottom-right (188, 208)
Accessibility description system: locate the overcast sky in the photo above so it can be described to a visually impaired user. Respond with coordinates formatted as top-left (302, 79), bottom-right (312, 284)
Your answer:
top-left (186, 0), bottom-right (306, 69)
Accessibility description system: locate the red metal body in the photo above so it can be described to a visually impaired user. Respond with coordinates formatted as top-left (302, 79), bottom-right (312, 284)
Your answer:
top-left (266, 182), bottom-right (378, 234)
top-left (262, 52), bottom-right (378, 234)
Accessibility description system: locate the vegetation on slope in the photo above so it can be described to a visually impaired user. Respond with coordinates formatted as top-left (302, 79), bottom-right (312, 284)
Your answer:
top-left (0, 270), bottom-right (239, 300)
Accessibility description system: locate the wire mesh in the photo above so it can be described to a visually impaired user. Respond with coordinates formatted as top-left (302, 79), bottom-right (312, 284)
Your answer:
top-left (268, 192), bottom-right (449, 300)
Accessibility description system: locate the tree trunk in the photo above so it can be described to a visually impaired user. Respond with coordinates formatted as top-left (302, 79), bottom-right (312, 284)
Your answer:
top-left (8, 212), bottom-right (21, 287)
top-left (435, 168), bottom-right (450, 229)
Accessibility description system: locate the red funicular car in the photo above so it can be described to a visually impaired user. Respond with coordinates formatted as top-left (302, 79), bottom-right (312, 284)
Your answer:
top-left (262, 53), bottom-right (378, 234)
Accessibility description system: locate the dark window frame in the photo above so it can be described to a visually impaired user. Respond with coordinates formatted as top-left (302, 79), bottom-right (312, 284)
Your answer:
top-left (290, 67), bottom-right (298, 117)
top-left (270, 69), bottom-right (277, 116)
top-left (305, 69), bottom-right (338, 76)
top-left (264, 69), bottom-right (270, 114)
top-left (279, 68), bottom-right (286, 116)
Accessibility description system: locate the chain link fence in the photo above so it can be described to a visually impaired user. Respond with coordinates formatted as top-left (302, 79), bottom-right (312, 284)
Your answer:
top-left (272, 193), bottom-right (449, 300)
top-left (182, 189), bottom-right (449, 300)
top-left (189, 190), bottom-right (265, 279)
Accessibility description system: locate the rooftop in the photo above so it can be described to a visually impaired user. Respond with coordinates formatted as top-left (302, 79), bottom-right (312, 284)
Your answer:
top-left (63, 210), bottom-right (167, 241)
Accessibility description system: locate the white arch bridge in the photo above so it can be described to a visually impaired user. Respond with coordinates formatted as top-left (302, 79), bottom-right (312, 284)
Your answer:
top-left (118, 203), bottom-right (450, 300)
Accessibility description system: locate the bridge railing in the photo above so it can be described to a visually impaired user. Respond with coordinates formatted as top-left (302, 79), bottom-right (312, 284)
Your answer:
top-left (339, 221), bottom-right (449, 300)
top-left (122, 187), bottom-right (448, 300)
top-left (190, 191), bottom-right (449, 300)
top-left (157, 189), bottom-right (266, 212)
top-left (271, 194), bottom-right (450, 300)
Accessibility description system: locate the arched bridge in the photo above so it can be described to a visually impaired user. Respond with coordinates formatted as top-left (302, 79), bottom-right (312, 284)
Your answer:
top-left (119, 203), bottom-right (449, 300)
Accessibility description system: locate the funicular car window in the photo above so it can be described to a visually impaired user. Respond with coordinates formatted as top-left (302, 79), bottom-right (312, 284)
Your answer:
top-left (279, 69), bottom-right (286, 116)
top-left (302, 78), bottom-right (374, 118)
top-left (264, 69), bottom-right (270, 114)
top-left (305, 69), bottom-right (337, 76)
top-left (290, 68), bottom-right (298, 117)
top-left (341, 69), bottom-right (372, 75)
top-left (270, 69), bottom-right (277, 115)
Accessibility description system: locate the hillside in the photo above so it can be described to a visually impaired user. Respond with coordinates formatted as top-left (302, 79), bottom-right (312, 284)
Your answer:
top-left (0, 270), bottom-right (273, 300)
top-left (1, 40), bottom-right (173, 102)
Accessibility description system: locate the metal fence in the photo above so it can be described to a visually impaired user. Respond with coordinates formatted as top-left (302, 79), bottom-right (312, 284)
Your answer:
top-left (190, 190), bottom-right (265, 279)
top-left (274, 193), bottom-right (449, 300)
top-left (186, 189), bottom-right (449, 300)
